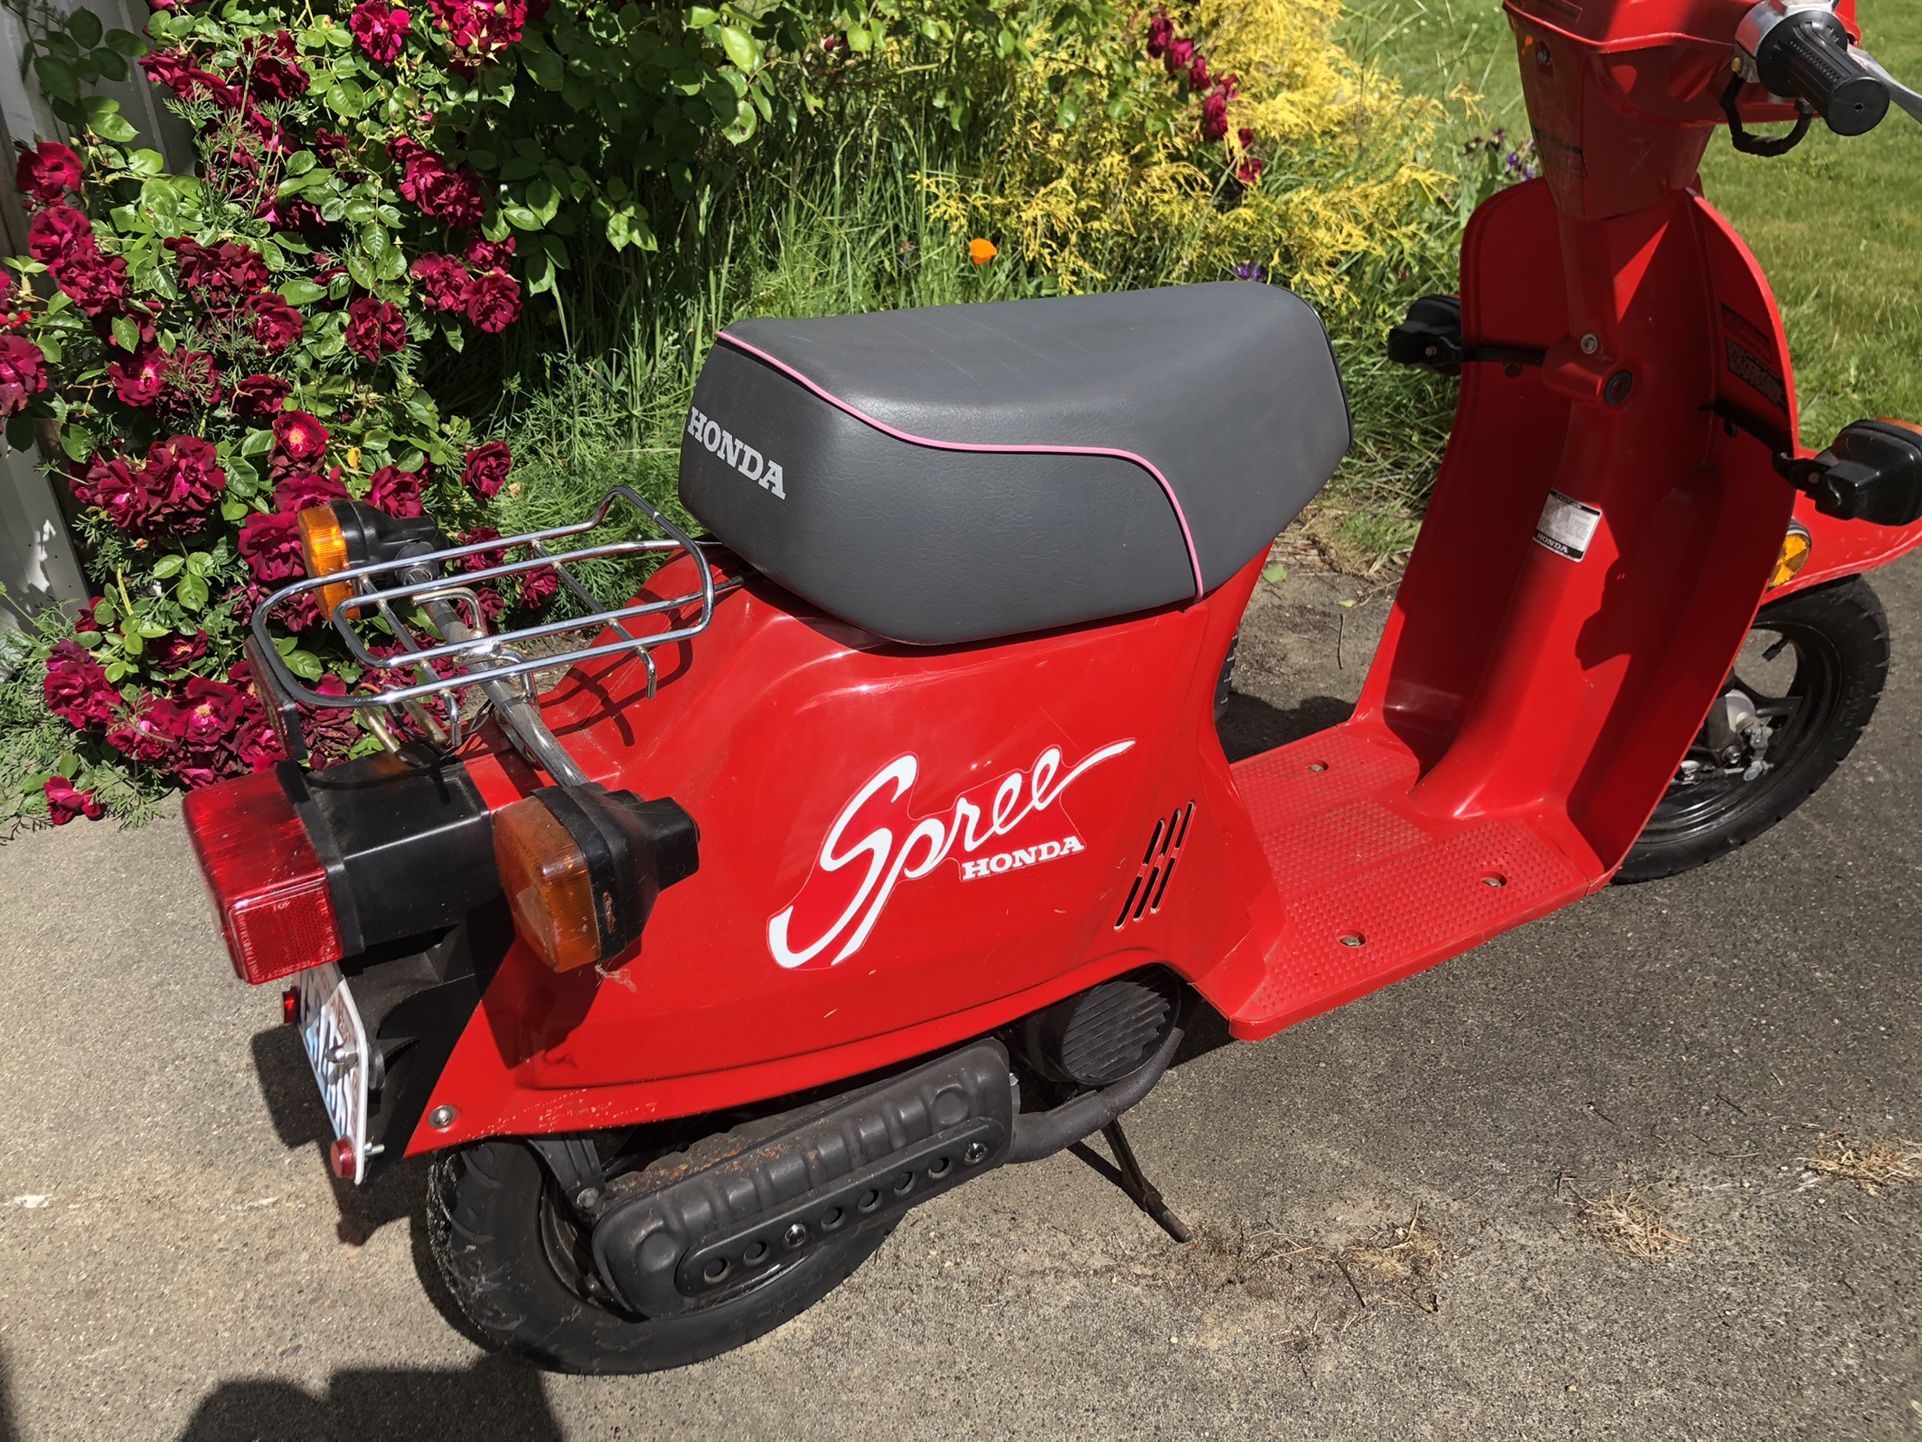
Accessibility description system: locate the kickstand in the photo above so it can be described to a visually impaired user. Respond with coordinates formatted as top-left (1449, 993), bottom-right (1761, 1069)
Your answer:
top-left (1101, 1119), bottom-right (1192, 1244)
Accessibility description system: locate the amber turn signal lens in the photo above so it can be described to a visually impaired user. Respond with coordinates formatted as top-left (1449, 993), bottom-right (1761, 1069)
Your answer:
top-left (296, 504), bottom-right (356, 619)
top-left (493, 794), bottom-right (603, 973)
top-left (1769, 523), bottom-right (1813, 588)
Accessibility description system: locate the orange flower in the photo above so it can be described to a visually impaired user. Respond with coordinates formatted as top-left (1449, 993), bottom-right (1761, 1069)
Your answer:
top-left (968, 237), bottom-right (998, 265)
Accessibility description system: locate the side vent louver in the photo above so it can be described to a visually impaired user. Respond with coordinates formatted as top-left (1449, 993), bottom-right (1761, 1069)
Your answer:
top-left (1115, 802), bottom-right (1195, 928)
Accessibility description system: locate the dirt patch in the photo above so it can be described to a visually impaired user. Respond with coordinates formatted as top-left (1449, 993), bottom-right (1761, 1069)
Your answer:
top-left (1335, 1208), bottom-right (1451, 1314)
top-left (1803, 1132), bottom-right (1922, 1195)
top-left (1558, 1174), bottom-right (1691, 1261)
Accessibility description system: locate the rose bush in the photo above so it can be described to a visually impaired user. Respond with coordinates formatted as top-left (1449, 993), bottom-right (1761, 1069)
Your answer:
top-left (2, 0), bottom-right (864, 828)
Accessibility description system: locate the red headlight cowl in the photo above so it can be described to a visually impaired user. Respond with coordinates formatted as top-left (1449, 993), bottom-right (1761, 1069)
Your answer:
top-left (183, 767), bottom-right (342, 984)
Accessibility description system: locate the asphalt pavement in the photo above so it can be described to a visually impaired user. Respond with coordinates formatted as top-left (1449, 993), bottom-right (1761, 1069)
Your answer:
top-left (1, 549), bottom-right (1917, 1442)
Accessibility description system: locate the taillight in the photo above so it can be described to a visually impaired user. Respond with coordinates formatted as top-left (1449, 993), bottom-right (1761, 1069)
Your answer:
top-left (183, 768), bottom-right (342, 984)
top-left (492, 785), bottom-right (699, 973)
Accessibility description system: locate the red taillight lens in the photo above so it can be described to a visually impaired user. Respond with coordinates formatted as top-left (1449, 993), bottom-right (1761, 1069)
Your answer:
top-left (183, 768), bottom-right (342, 984)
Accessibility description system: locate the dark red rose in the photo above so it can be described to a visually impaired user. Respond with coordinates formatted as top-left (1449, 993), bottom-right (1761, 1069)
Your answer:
top-left (1237, 126), bottom-right (1255, 149)
top-left (1188, 54), bottom-right (1209, 88)
top-left (410, 253), bottom-right (471, 313)
top-left (1200, 88), bottom-right (1230, 141)
top-left (464, 268), bottom-right (521, 334)
top-left (108, 346), bottom-right (166, 407)
top-left (0, 335), bottom-right (47, 417)
top-left (460, 441), bottom-right (511, 499)
top-left (141, 434), bottom-right (227, 531)
top-left (107, 698), bottom-right (180, 763)
top-left (169, 237), bottom-right (271, 305)
top-left (257, 194), bottom-right (325, 230)
top-left (44, 640), bottom-right (119, 728)
top-left (228, 691), bottom-right (285, 772)
top-left (429, 0), bottom-right (529, 55)
top-left (237, 29), bottom-right (309, 101)
top-left (350, 0), bottom-right (412, 62)
top-left (458, 525), bottom-right (505, 570)
top-left (463, 235), bottom-right (514, 268)
top-left (519, 564), bottom-right (559, 610)
top-left (367, 463), bottom-right (426, 517)
top-left (273, 410), bottom-right (328, 462)
top-left (44, 776), bottom-right (105, 825)
top-left (249, 292), bottom-right (303, 354)
top-left (313, 129), bottom-right (352, 166)
top-left (28, 204), bottom-right (93, 264)
top-left (272, 468), bottom-right (347, 514)
top-left (232, 372), bottom-right (291, 419)
top-left (139, 50), bottom-right (239, 106)
top-left (74, 596), bottom-right (104, 633)
top-left (345, 297), bottom-right (407, 361)
top-left (147, 629), bottom-right (210, 673)
top-left (238, 508), bottom-right (306, 585)
top-left (73, 455), bottom-right (151, 532)
top-left (1236, 155), bottom-right (1265, 184)
top-left (1165, 37), bottom-right (1194, 75)
top-left (395, 146), bottom-right (484, 227)
top-left (158, 348), bottom-right (223, 413)
top-left (14, 140), bottom-right (83, 204)
top-left (1145, 13), bottom-right (1172, 57)
top-left (303, 674), bottom-right (362, 760)
top-left (51, 248), bottom-right (129, 318)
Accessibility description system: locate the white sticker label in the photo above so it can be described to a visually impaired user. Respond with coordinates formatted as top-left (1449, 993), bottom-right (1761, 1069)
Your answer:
top-left (1534, 489), bottom-right (1602, 561)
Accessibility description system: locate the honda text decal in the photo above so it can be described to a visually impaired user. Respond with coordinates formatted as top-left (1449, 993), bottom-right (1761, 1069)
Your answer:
top-left (768, 740), bottom-right (1136, 969)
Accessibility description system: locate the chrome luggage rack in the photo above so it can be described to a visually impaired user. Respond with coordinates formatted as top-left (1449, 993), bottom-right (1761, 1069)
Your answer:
top-left (249, 486), bottom-right (736, 783)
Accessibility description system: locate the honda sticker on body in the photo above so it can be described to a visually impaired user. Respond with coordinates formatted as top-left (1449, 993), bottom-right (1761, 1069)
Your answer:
top-left (768, 739), bottom-right (1136, 970)
top-left (1533, 488), bottom-right (1603, 562)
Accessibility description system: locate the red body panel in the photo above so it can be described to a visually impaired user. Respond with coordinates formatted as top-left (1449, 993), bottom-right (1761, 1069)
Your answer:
top-left (174, 0), bottom-right (1920, 1156)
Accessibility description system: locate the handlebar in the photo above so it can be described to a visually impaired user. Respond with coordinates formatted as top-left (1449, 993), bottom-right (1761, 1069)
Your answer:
top-left (1751, 6), bottom-right (1890, 137)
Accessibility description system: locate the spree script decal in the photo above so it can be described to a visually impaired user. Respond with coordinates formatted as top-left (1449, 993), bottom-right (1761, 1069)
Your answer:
top-left (767, 739), bottom-right (1136, 970)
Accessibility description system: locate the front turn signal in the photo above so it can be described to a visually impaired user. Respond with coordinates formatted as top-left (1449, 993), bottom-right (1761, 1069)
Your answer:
top-left (492, 785), bottom-right (700, 973)
top-left (297, 503), bottom-right (356, 619)
top-left (1769, 522), bottom-right (1813, 588)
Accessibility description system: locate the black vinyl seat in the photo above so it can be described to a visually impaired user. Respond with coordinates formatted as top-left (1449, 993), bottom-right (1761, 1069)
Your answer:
top-left (679, 282), bottom-right (1352, 646)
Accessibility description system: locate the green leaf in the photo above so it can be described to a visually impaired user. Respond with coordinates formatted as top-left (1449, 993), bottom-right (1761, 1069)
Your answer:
top-left (105, 29), bottom-right (149, 58)
top-left (35, 56), bottom-right (80, 103)
top-left (240, 428), bottom-right (275, 458)
top-left (84, 98), bottom-right (137, 143)
top-left (723, 99), bottom-right (758, 144)
top-left (717, 23), bottom-right (761, 71)
top-left (220, 497), bottom-right (250, 523)
top-left (124, 148), bottom-right (165, 178)
top-left (687, 5), bottom-right (719, 24)
top-left (846, 24), bottom-right (872, 52)
top-left (110, 314), bottom-right (140, 352)
top-left (501, 203), bottom-right (544, 232)
top-left (5, 415), bottom-right (33, 453)
top-left (68, 8), bottom-right (102, 48)
top-left (327, 79), bottom-right (369, 118)
top-left (58, 428), bottom-right (92, 463)
top-left (284, 650), bottom-right (324, 683)
top-left (176, 572), bottom-right (208, 612)
top-left (285, 149), bottom-right (317, 177)
top-left (150, 555), bottom-right (185, 579)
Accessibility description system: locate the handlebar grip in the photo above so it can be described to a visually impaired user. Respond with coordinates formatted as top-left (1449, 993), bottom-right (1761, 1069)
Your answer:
top-left (1756, 12), bottom-right (1891, 137)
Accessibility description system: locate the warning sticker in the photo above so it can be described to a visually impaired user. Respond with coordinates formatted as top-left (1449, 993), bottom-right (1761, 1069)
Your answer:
top-left (1534, 489), bottom-right (1602, 561)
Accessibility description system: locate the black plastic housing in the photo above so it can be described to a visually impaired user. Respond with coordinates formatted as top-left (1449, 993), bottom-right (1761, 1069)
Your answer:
top-left (1786, 419), bottom-right (1922, 527)
top-left (535, 785), bottom-right (700, 966)
top-left (280, 745), bottom-right (497, 955)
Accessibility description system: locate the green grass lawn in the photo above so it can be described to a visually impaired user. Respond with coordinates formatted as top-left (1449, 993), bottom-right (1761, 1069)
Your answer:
top-left (1345, 0), bottom-right (1922, 449)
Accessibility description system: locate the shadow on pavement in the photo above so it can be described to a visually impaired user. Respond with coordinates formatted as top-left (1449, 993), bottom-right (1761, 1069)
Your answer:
top-left (0, 1344), bottom-right (18, 1442)
top-left (179, 1356), bottom-right (561, 1442)
top-left (1217, 690), bottom-right (1352, 763)
top-left (249, 1026), bottom-right (422, 1245)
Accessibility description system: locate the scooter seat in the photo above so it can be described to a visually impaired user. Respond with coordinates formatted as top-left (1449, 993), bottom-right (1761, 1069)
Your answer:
top-left (680, 283), bottom-right (1351, 645)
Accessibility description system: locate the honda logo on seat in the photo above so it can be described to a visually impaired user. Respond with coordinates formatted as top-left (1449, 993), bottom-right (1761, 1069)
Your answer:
top-left (687, 405), bottom-right (785, 499)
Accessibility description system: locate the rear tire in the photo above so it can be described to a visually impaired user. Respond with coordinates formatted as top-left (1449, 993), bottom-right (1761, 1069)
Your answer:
top-left (427, 1138), bottom-right (893, 1374)
top-left (1617, 577), bottom-right (1889, 883)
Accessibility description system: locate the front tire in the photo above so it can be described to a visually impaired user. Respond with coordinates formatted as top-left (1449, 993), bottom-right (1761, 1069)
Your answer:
top-left (428, 1138), bottom-right (893, 1374)
top-left (1618, 576), bottom-right (1889, 883)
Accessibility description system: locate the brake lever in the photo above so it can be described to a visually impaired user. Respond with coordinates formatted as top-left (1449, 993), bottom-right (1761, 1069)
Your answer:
top-left (1853, 47), bottom-right (1922, 126)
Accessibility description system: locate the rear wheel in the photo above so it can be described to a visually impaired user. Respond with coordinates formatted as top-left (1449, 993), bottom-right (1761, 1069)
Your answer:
top-left (428, 1135), bottom-right (893, 1374)
top-left (1617, 577), bottom-right (1889, 883)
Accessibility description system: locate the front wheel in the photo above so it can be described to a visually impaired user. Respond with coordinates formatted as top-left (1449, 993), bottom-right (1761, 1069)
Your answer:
top-left (1617, 576), bottom-right (1889, 884)
top-left (428, 1137), bottom-right (894, 1374)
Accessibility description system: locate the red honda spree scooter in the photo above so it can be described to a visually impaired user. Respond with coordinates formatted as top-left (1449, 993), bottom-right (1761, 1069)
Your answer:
top-left (184, 0), bottom-right (1922, 1373)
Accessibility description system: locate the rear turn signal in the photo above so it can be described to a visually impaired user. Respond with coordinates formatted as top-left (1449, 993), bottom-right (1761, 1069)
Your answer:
top-left (492, 784), bottom-right (699, 973)
top-left (296, 503), bottom-right (356, 619)
top-left (183, 767), bottom-right (342, 984)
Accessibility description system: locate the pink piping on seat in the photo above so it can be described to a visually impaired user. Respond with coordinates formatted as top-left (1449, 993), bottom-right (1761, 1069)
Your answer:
top-left (714, 331), bottom-right (1207, 599)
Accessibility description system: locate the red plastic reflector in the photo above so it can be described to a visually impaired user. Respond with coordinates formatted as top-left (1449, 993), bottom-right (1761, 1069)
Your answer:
top-left (182, 769), bottom-right (342, 985)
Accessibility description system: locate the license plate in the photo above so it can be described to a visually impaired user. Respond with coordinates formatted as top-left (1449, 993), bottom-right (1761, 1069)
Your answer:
top-left (294, 963), bottom-right (371, 1183)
